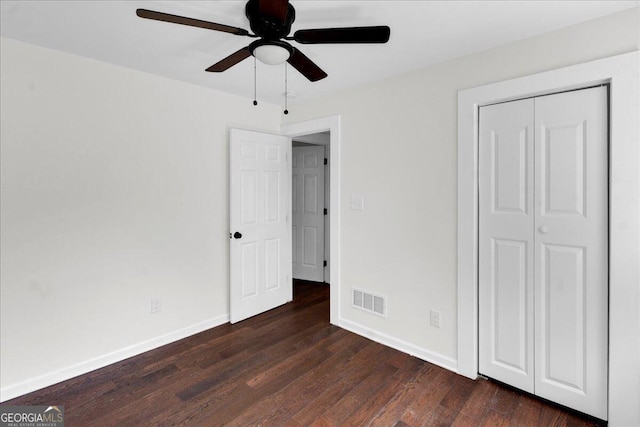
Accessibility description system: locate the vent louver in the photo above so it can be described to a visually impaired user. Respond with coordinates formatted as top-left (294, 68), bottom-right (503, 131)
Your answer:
top-left (352, 288), bottom-right (386, 317)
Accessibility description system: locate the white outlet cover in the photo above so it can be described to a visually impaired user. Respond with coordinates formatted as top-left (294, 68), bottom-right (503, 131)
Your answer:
top-left (151, 297), bottom-right (162, 313)
top-left (430, 310), bottom-right (440, 328)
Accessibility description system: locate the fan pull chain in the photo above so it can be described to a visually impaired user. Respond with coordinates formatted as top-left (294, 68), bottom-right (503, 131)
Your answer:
top-left (283, 62), bottom-right (289, 115)
top-left (253, 56), bottom-right (258, 106)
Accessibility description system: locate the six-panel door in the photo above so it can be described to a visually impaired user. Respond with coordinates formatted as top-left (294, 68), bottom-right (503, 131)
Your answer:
top-left (292, 145), bottom-right (325, 282)
top-left (230, 129), bottom-right (292, 324)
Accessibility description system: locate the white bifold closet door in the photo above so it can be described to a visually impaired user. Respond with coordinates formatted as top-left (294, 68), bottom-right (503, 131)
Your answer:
top-left (479, 87), bottom-right (608, 420)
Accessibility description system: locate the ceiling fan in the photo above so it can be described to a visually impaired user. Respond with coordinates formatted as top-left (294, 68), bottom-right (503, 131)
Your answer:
top-left (136, 0), bottom-right (390, 82)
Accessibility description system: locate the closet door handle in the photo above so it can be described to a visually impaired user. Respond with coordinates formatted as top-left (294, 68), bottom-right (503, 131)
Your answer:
top-left (538, 226), bottom-right (548, 234)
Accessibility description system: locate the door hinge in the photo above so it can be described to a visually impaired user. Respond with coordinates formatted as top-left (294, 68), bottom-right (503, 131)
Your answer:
top-left (323, 260), bottom-right (327, 267)
top-left (324, 208), bottom-right (328, 215)
top-left (324, 158), bottom-right (328, 165)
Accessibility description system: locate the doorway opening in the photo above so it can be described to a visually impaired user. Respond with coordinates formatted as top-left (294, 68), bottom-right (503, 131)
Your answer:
top-left (292, 132), bottom-right (330, 284)
top-left (291, 133), bottom-right (330, 321)
top-left (282, 115), bottom-right (341, 325)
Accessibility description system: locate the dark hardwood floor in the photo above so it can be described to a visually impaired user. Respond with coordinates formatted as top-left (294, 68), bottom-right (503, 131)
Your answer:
top-left (6, 281), bottom-right (604, 426)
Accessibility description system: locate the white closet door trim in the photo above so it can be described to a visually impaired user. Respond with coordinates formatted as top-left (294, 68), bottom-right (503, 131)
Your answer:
top-left (457, 51), bottom-right (639, 426)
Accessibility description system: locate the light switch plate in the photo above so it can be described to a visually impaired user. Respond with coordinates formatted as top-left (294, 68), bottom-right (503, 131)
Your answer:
top-left (351, 195), bottom-right (364, 210)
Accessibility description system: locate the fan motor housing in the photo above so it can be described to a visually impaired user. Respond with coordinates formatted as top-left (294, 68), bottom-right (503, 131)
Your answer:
top-left (245, 0), bottom-right (295, 40)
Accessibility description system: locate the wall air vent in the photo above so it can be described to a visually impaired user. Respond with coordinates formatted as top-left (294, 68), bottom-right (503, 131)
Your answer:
top-left (352, 288), bottom-right (386, 317)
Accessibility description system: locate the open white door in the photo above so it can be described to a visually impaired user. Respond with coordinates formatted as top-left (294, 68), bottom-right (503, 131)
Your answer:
top-left (230, 128), bottom-right (292, 324)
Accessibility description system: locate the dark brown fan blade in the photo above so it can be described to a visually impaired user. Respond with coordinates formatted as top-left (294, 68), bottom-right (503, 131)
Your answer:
top-left (293, 26), bottom-right (390, 44)
top-left (206, 47), bottom-right (252, 72)
top-left (287, 48), bottom-right (327, 82)
top-left (136, 9), bottom-right (249, 36)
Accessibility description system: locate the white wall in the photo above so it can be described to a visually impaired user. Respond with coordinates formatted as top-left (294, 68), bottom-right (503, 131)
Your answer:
top-left (282, 8), bottom-right (639, 366)
top-left (0, 37), bottom-right (281, 400)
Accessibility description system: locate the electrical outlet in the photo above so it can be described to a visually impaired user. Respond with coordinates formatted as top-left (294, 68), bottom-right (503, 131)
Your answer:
top-left (151, 297), bottom-right (162, 313)
top-left (430, 310), bottom-right (440, 328)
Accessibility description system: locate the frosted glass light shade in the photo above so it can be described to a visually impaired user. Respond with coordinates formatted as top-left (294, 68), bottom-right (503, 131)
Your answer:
top-left (253, 44), bottom-right (291, 65)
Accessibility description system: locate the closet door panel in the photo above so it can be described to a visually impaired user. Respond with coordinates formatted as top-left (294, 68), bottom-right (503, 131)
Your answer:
top-left (534, 87), bottom-right (608, 420)
top-left (479, 98), bottom-right (535, 393)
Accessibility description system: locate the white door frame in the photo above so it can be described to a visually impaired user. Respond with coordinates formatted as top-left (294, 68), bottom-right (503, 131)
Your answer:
top-left (457, 51), bottom-right (639, 425)
top-left (282, 115), bottom-right (341, 325)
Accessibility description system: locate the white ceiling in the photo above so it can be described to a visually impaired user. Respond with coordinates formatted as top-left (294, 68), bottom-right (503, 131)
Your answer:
top-left (1, 1), bottom-right (638, 105)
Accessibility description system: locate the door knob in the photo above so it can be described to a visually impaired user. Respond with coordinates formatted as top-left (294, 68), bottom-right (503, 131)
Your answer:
top-left (538, 226), bottom-right (548, 234)
top-left (233, 231), bottom-right (243, 239)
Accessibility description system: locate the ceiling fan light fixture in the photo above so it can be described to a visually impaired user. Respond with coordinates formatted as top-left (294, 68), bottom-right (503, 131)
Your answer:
top-left (137, 3), bottom-right (391, 82)
top-left (250, 40), bottom-right (292, 65)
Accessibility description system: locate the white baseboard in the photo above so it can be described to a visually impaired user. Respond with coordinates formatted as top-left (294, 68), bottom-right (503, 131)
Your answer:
top-left (0, 314), bottom-right (229, 402)
top-left (337, 318), bottom-right (458, 372)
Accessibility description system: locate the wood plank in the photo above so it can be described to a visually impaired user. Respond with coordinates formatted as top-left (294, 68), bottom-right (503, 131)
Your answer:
top-left (451, 411), bottom-right (487, 427)
top-left (342, 355), bottom-right (423, 426)
top-left (316, 361), bottom-right (399, 425)
top-left (509, 393), bottom-right (542, 426)
top-left (420, 404), bottom-right (459, 427)
top-left (288, 341), bottom-right (383, 425)
top-left (368, 365), bottom-right (448, 425)
top-left (439, 375), bottom-right (477, 412)
top-left (174, 333), bottom-right (367, 425)
top-left (397, 368), bottom-right (459, 425)
top-left (228, 339), bottom-right (387, 426)
top-left (458, 376), bottom-right (499, 419)
top-left (481, 409), bottom-right (511, 427)
top-left (487, 384), bottom-right (520, 416)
